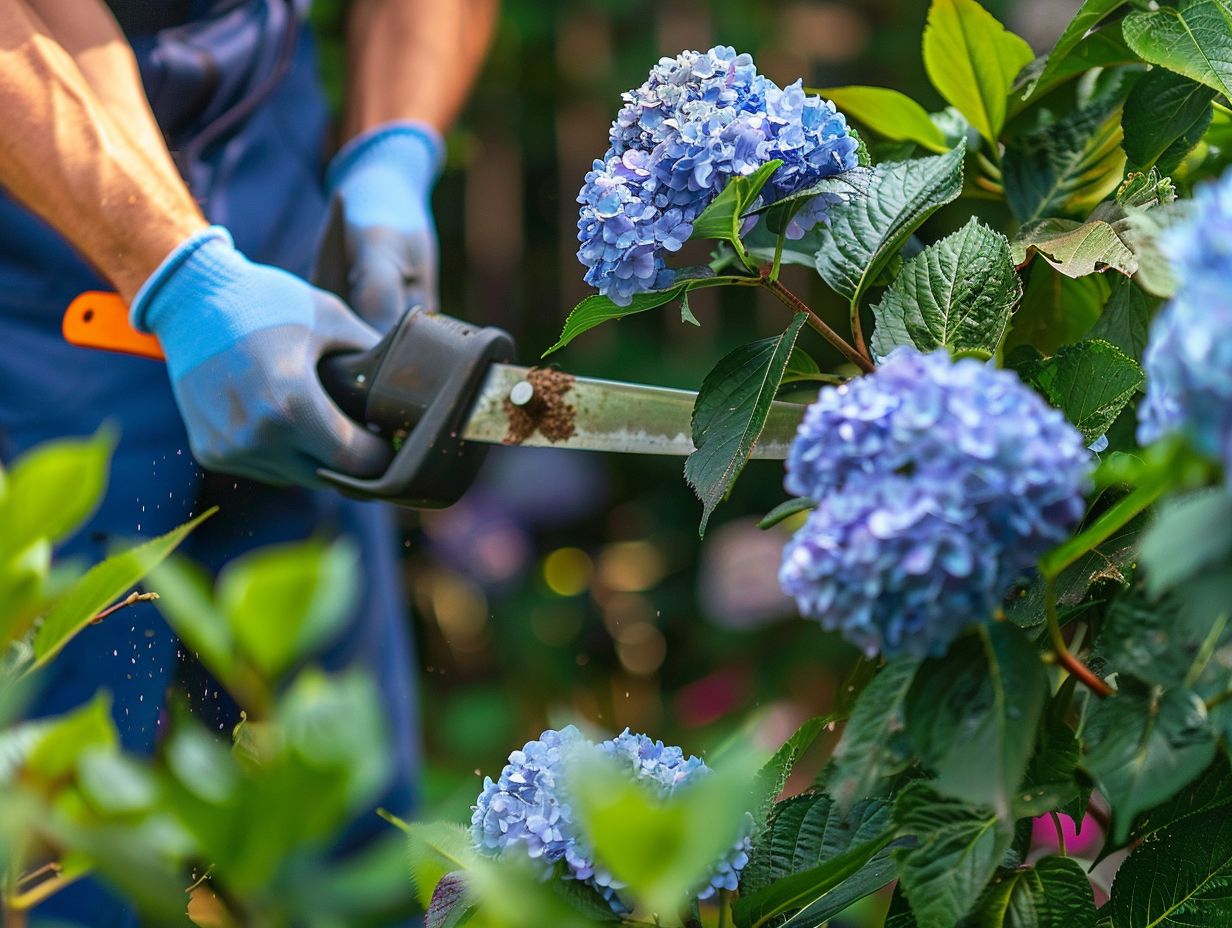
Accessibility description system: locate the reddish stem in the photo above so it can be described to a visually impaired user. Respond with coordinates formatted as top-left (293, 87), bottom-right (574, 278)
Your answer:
top-left (760, 276), bottom-right (874, 374)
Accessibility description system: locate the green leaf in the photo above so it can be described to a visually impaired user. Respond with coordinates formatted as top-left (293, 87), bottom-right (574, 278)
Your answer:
top-left (426, 872), bottom-right (471, 928)
top-left (570, 745), bottom-right (759, 918)
top-left (1011, 218), bottom-right (1137, 279)
top-left (1018, 339), bottom-right (1144, 443)
top-left (1110, 798), bottom-right (1232, 927)
top-left (31, 509), bottom-right (213, 669)
top-left (679, 291), bottom-right (700, 327)
top-left (1123, 0), bottom-right (1232, 101)
top-left (1006, 263), bottom-right (1109, 357)
top-left (824, 658), bottom-right (921, 810)
top-left (1121, 199), bottom-right (1199, 298)
top-left (685, 313), bottom-right (807, 535)
top-left (1139, 489), bottom-right (1232, 595)
top-left (543, 274), bottom-right (747, 355)
top-left (732, 836), bottom-right (893, 928)
top-left (145, 555), bottom-right (236, 681)
top-left (870, 217), bottom-right (1021, 358)
top-left (893, 782), bottom-right (1013, 928)
top-left (0, 429), bottom-right (114, 559)
top-left (812, 86), bottom-right (949, 153)
top-left (1131, 755), bottom-right (1232, 842)
top-left (217, 538), bottom-right (358, 680)
top-left (1081, 681), bottom-right (1217, 842)
top-left (781, 346), bottom-right (823, 384)
top-left (922, 0), bottom-right (1034, 144)
top-left (77, 748), bottom-right (160, 816)
top-left (814, 144), bottom-right (965, 308)
top-left (692, 160), bottom-right (783, 248)
top-left (1021, 0), bottom-right (1132, 101)
top-left (1086, 275), bottom-right (1154, 359)
top-left (25, 693), bottom-right (117, 780)
top-left (752, 717), bottom-right (829, 823)
top-left (742, 793), bottom-right (892, 894)
top-left (906, 624), bottom-right (1049, 819)
top-left (1123, 69), bottom-right (1217, 172)
top-left (758, 497), bottom-right (817, 530)
top-left (976, 856), bottom-right (1097, 928)
top-left (1002, 91), bottom-right (1126, 224)
top-left (1096, 587), bottom-right (1228, 690)
top-left (404, 822), bottom-right (478, 909)
top-left (1017, 711), bottom-right (1087, 820)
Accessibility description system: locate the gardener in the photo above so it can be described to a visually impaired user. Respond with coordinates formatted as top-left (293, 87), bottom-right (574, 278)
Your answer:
top-left (0, 0), bottom-right (495, 922)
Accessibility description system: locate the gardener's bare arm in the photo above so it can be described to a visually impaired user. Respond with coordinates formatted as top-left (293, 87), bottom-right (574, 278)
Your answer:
top-left (342, 0), bottom-right (499, 138)
top-left (0, 0), bottom-right (206, 302)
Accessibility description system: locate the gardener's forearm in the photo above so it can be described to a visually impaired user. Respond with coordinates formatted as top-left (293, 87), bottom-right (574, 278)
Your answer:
top-left (342, 0), bottom-right (499, 138)
top-left (0, 0), bottom-right (206, 302)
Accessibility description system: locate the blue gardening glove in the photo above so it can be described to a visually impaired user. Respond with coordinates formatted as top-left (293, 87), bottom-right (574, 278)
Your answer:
top-left (132, 226), bottom-right (392, 487)
top-left (325, 121), bottom-right (443, 332)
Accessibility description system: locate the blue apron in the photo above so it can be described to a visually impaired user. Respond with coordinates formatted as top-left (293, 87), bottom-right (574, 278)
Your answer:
top-left (0, 4), bottom-right (417, 924)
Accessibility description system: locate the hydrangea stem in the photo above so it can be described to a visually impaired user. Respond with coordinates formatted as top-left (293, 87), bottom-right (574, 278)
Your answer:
top-left (1046, 577), bottom-right (1114, 698)
top-left (718, 889), bottom-right (734, 928)
top-left (760, 276), bottom-right (874, 373)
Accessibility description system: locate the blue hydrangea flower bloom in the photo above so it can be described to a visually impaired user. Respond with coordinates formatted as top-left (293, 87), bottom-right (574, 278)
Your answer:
top-left (781, 348), bottom-right (1092, 658)
top-left (577, 46), bottom-right (859, 305)
top-left (1138, 171), bottom-right (1232, 475)
top-left (471, 727), bottom-right (751, 911)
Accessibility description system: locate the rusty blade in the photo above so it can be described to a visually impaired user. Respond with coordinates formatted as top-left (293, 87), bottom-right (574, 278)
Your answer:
top-left (460, 363), bottom-right (805, 458)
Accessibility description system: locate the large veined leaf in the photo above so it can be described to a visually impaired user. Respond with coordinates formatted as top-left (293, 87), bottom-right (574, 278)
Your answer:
top-left (1081, 681), bottom-right (1217, 842)
top-left (905, 624), bottom-right (1049, 819)
top-left (1017, 712), bottom-right (1088, 821)
top-left (1123, 0), bottom-right (1232, 101)
top-left (1005, 263), bottom-right (1109, 357)
top-left (1086, 275), bottom-right (1154, 359)
top-left (692, 160), bottom-right (783, 247)
top-left (1110, 798), bottom-right (1232, 927)
top-left (685, 313), bottom-right (807, 535)
top-left (1002, 91), bottom-right (1126, 224)
top-left (1020, 0), bottom-right (1132, 101)
top-left (1017, 338), bottom-right (1144, 443)
top-left (1139, 488), bottom-right (1232, 595)
top-left (1123, 69), bottom-right (1217, 173)
top-left (813, 144), bottom-right (965, 308)
top-left (870, 217), bottom-right (1021, 358)
top-left (1011, 218), bottom-right (1137, 279)
top-left (824, 658), bottom-right (922, 811)
top-left (812, 86), bottom-right (949, 153)
top-left (976, 856), bottom-right (1098, 928)
top-left (893, 783), bottom-right (1013, 928)
top-left (1131, 755), bottom-right (1232, 843)
top-left (1096, 587), bottom-right (1228, 691)
top-left (751, 716), bottom-right (828, 825)
top-left (31, 510), bottom-right (214, 669)
top-left (922, 0), bottom-right (1034, 144)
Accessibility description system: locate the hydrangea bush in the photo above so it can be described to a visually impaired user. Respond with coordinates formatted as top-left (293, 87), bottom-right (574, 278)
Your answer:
top-left (419, 2), bottom-right (1232, 926)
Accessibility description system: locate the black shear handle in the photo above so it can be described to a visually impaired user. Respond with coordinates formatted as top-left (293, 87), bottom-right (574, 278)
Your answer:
top-left (314, 200), bottom-right (515, 509)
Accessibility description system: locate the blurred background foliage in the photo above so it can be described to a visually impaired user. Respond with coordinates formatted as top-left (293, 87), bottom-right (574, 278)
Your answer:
top-left (309, 0), bottom-right (1080, 874)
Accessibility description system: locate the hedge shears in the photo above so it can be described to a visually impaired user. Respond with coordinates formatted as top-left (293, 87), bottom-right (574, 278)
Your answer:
top-left (62, 221), bottom-right (805, 509)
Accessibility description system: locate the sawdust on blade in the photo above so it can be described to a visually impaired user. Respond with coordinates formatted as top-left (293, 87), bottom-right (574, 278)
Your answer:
top-left (503, 368), bottom-right (577, 444)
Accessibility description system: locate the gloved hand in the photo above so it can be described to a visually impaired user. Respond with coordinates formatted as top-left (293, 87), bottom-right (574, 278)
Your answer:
top-left (131, 226), bottom-right (392, 487)
top-left (325, 121), bottom-right (443, 332)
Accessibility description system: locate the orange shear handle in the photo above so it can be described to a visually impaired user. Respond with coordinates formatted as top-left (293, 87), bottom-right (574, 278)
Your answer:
top-left (62, 291), bottom-right (165, 361)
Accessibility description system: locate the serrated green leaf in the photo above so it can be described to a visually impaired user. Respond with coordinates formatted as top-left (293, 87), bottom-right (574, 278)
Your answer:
top-left (1086, 275), bottom-right (1154, 359)
top-left (685, 314), bottom-right (807, 535)
top-left (543, 274), bottom-right (746, 356)
top-left (1081, 681), bottom-right (1217, 842)
top-left (922, 0), bottom-right (1034, 144)
top-left (733, 835), bottom-right (893, 928)
top-left (752, 717), bottom-right (829, 824)
top-left (31, 509), bottom-right (213, 669)
top-left (1021, 0), bottom-right (1132, 101)
top-left (404, 822), bottom-right (479, 909)
top-left (1123, 0), bottom-right (1232, 101)
top-left (758, 497), bottom-right (817, 530)
top-left (976, 856), bottom-right (1097, 928)
top-left (1018, 339), bottom-right (1144, 443)
top-left (1110, 798), bottom-right (1232, 927)
top-left (812, 86), bottom-right (949, 153)
top-left (825, 658), bottom-right (922, 810)
top-left (1139, 488), bottom-right (1232, 595)
top-left (692, 160), bottom-right (783, 247)
top-left (814, 144), bottom-right (965, 309)
top-left (1003, 91), bottom-right (1126, 224)
top-left (1131, 755), bottom-right (1232, 842)
top-left (1124, 69), bottom-right (1217, 173)
top-left (1017, 711), bottom-right (1087, 820)
top-left (1012, 218), bottom-right (1137, 279)
top-left (893, 782), bottom-right (1013, 928)
top-left (907, 624), bottom-right (1049, 820)
top-left (870, 217), bottom-right (1021, 358)
top-left (425, 872), bottom-right (471, 928)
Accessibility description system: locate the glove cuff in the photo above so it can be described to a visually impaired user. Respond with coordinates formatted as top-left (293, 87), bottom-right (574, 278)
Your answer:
top-left (131, 225), bottom-right (238, 333)
top-left (326, 121), bottom-right (445, 194)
